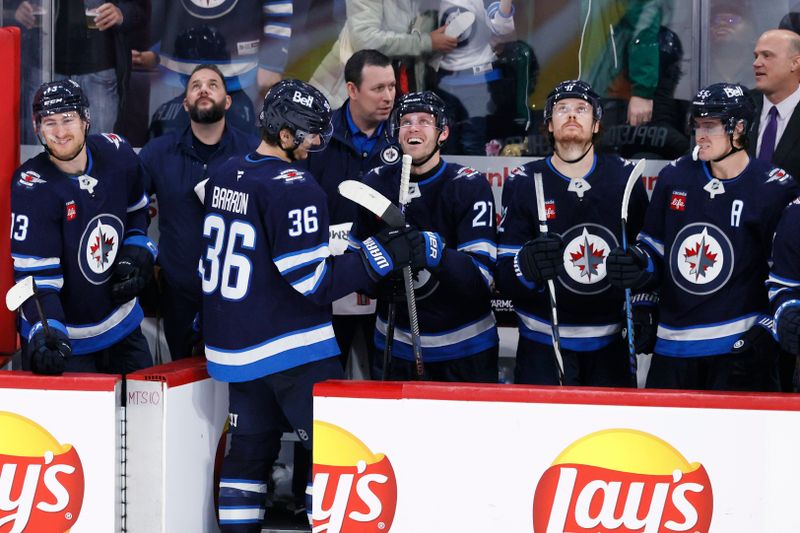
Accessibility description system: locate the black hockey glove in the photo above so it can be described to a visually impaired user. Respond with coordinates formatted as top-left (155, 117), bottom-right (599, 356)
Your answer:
top-left (606, 245), bottom-right (653, 290)
top-left (778, 308), bottom-right (800, 356)
top-left (516, 232), bottom-right (564, 284)
top-left (28, 326), bottom-right (71, 375)
top-left (359, 226), bottom-right (424, 281)
top-left (111, 245), bottom-right (155, 304)
top-left (632, 305), bottom-right (658, 354)
top-left (732, 316), bottom-right (778, 358)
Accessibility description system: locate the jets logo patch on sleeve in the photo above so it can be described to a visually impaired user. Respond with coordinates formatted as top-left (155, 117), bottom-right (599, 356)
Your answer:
top-left (18, 171), bottom-right (46, 188)
top-left (273, 169), bottom-right (306, 183)
top-left (767, 167), bottom-right (792, 184)
top-left (101, 133), bottom-right (125, 149)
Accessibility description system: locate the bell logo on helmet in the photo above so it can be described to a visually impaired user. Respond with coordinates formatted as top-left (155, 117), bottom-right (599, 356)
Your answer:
top-left (292, 91), bottom-right (314, 108)
top-left (723, 86), bottom-right (744, 98)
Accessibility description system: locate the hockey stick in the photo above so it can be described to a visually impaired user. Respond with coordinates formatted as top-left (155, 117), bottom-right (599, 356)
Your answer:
top-left (338, 181), bottom-right (406, 228)
top-left (620, 159), bottom-right (646, 387)
top-left (6, 276), bottom-right (52, 337)
top-left (398, 155), bottom-right (425, 379)
top-left (533, 173), bottom-right (565, 385)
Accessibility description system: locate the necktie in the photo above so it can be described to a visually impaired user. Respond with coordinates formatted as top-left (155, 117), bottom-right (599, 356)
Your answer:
top-left (758, 106), bottom-right (779, 162)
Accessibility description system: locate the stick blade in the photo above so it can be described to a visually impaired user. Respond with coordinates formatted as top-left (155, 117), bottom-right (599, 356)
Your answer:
top-left (338, 180), bottom-right (406, 228)
top-left (6, 276), bottom-right (35, 312)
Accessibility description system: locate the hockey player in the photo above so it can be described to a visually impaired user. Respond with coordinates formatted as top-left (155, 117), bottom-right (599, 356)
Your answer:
top-left (607, 82), bottom-right (800, 391)
top-left (767, 200), bottom-right (800, 374)
top-left (351, 91), bottom-right (499, 382)
top-left (200, 79), bottom-right (424, 531)
top-left (10, 80), bottom-right (156, 375)
top-left (495, 80), bottom-right (650, 386)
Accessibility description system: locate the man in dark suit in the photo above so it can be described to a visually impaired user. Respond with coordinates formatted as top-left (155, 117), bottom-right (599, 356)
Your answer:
top-left (750, 28), bottom-right (800, 391)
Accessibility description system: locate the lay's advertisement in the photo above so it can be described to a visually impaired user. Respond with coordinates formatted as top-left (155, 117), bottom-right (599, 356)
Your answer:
top-left (0, 384), bottom-right (119, 532)
top-left (314, 387), bottom-right (800, 532)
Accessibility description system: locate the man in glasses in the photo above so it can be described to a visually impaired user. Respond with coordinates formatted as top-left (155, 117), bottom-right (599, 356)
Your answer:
top-left (351, 91), bottom-right (499, 383)
top-left (607, 82), bottom-right (800, 392)
top-left (496, 79), bottom-right (650, 386)
top-left (10, 79), bottom-right (156, 375)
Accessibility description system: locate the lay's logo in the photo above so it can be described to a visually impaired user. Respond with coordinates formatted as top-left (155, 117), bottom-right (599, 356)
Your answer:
top-left (0, 412), bottom-right (85, 533)
top-left (533, 429), bottom-right (712, 533)
top-left (312, 421), bottom-right (397, 532)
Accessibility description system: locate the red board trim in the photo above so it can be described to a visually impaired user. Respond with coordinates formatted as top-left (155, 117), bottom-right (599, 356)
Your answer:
top-left (0, 371), bottom-right (119, 391)
top-left (127, 356), bottom-right (210, 387)
top-left (314, 380), bottom-right (800, 412)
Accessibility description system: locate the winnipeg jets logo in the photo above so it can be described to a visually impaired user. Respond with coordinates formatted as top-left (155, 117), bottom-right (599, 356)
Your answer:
top-left (567, 228), bottom-right (607, 281)
top-left (559, 224), bottom-right (617, 294)
top-left (682, 228), bottom-right (718, 281)
top-left (274, 169), bottom-right (305, 183)
top-left (767, 167), bottom-right (792, 184)
top-left (456, 167), bottom-right (479, 179)
top-left (381, 146), bottom-right (400, 164)
top-left (180, 0), bottom-right (238, 18)
top-left (18, 171), bottom-right (45, 188)
top-left (670, 223), bottom-right (734, 295)
top-left (78, 214), bottom-right (123, 284)
top-left (101, 132), bottom-right (124, 149)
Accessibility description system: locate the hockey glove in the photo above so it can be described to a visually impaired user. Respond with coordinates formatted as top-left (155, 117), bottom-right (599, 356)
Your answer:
top-left (28, 326), bottom-right (71, 376)
top-left (632, 305), bottom-right (658, 354)
top-left (359, 226), bottom-right (424, 281)
top-left (732, 315), bottom-right (778, 357)
top-left (418, 231), bottom-right (446, 271)
top-left (516, 232), bottom-right (564, 284)
top-left (606, 245), bottom-right (653, 290)
top-left (111, 245), bottom-right (155, 304)
top-left (778, 308), bottom-right (800, 356)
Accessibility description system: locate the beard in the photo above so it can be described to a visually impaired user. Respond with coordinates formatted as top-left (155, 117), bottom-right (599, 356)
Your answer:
top-left (188, 97), bottom-right (226, 124)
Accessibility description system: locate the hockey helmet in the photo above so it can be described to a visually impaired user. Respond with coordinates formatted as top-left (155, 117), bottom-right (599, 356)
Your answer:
top-left (691, 82), bottom-right (754, 135)
top-left (544, 80), bottom-right (602, 122)
top-left (32, 79), bottom-right (90, 126)
top-left (259, 79), bottom-right (333, 151)
top-left (389, 91), bottom-right (448, 138)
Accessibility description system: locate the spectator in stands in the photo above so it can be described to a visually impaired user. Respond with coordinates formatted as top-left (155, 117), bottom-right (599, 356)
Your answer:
top-left (131, 0), bottom-right (295, 130)
top-left (13, 0), bottom-right (148, 135)
top-left (303, 49), bottom-right (400, 377)
top-left (432, 0), bottom-right (516, 155)
top-left (708, 0), bottom-right (756, 87)
top-left (310, 0), bottom-right (458, 108)
top-left (139, 64), bottom-right (259, 360)
top-left (579, 0), bottom-right (664, 127)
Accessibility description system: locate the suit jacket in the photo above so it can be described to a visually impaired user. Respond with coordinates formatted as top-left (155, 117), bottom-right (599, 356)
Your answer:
top-left (748, 89), bottom-right (800, 178)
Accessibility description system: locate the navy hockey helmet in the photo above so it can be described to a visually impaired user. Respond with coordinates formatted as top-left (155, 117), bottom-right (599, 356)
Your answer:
top-left (389, 91), bottom-right (448, 138)
top-left (32, 79), bottom-right (90, 126)
top-left (259, 79), bottom-right (333, 151)
top-left (691, 82), bottom-right (754, 135)
top-left (544, 80), bottom-right (602, 122)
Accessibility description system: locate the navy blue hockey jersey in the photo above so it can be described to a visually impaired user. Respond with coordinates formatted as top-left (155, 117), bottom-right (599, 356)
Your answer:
top-left (638, 156), bottom-right (799, 357)
top-left (767, 197), bottom-right (800, 321)
top-left (200, 154), bottom-right (373, 382)
top-left (351, 160), bottom-right (498, 362)
top-left (496, 155), bottom-right (649, 351)
top-left (10, 134), bottom-right (155, 355)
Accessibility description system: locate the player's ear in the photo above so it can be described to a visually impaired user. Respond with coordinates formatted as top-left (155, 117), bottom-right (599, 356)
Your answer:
top-left (183, 97), bottom-right (190, 113)
top-left (224, 94), bottom-right (232, 111)
top-left (438, 124), bottom-right (450, 145)
top-left (345, 81), bottom-right (358, 101)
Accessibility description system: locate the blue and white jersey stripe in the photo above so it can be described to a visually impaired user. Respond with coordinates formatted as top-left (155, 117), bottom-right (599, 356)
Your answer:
top-left (374, 313), bottom-right (497, 362)
top-left (471, 258), bottom-right (493, 288)
top-left (27, 274), bottom-right (64, 291)
top-left (638, 231), bottom-right (664, 257)
top-left (458, 239), bottom-right (497, 262)
top-left (264, 22), bottom-right (291, 39)
top-left (219, 479), bottom-right (267, 493)
top-left (12, 254), bottom-right (60, 271)
top-left (127, 193), bottom-right (149, 213)
top-left (206, 322), bottom-right (339, 382)
top-left (264, 0), bottom-right (292, 16)
top-left (218, 506), bottom-right (265, 524)
top-left (292, 261), bottom-right (328, 296)
top-left (516, 309), bottom-right (621, 351)
top-left (498, 244), bottom-right (521, 258)
top-left (274, 244), bottom-right (330, 274)
top-left (655, 313), bottom-right (758, 357)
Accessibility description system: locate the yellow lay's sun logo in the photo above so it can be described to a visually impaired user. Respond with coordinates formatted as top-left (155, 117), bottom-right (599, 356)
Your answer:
top-left (533, 429), bottom-right (713, 533)
top-left (0, 411), bottom-right (85, 533)
top-left (312, 421), bottom-right (397, 532)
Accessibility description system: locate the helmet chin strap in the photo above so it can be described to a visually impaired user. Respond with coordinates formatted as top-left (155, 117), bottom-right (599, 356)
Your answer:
top-left (712, 133), bottom-right (744, 163)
